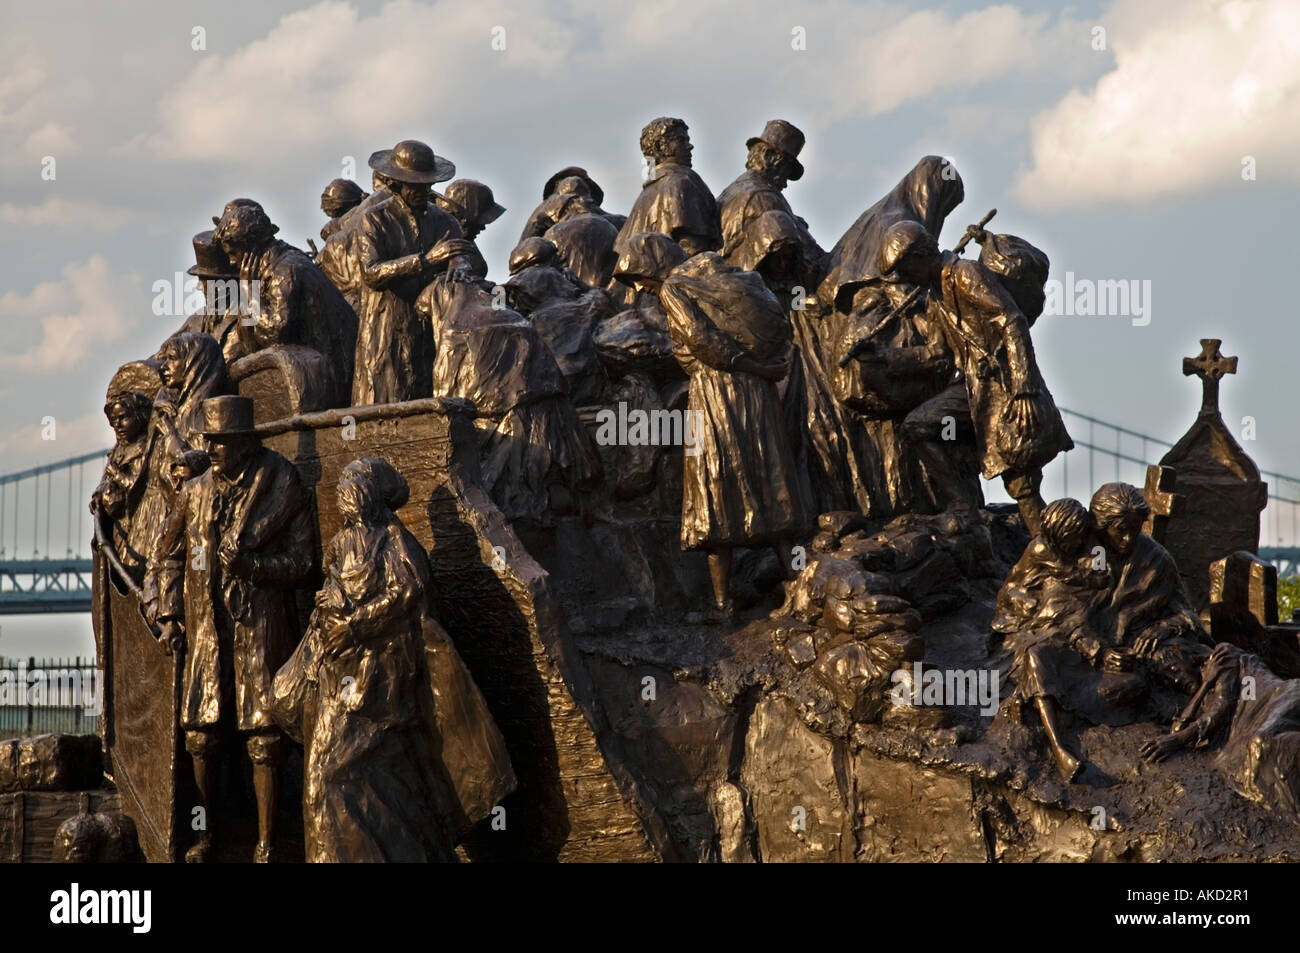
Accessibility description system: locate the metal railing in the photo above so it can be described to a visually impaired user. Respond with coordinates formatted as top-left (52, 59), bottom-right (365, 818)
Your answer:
top-left (0, 655), bottom-right (100, 741)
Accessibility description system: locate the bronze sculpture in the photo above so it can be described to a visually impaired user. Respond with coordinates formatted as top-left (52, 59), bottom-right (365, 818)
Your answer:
top-left (69, 132), bottom-right (1296, 866)
top-left (271, 458), bottom-right (461, 862)
top-left (869, 220), bottom-right (1071, 534)
top-left (319, 177), bottom-right (368, 242)
top-left (436, 179), bottom-right (505, 281)
top-left (213, 201), bottom-right (359, 408)
top-left (613, 118), bottom-right (721, 258)
top-left (616, 234), bottom-right (809, 617)
top-left (995, 483), bottom-right (1213, 780)
top-left (352, 140), bottom-right (474, 405)
top-left (153, 396), bottom-right (316, 862)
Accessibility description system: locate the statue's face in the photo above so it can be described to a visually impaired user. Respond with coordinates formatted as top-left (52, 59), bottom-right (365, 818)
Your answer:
top-left (1101, 513), bottom-right (1143, 556)
top-left (208, 435), bottom-right (255, 478)
top-left (663, 129), bottom-right (692, 165)
top-left (107, 400), bottom-right (144, 443)
top-left (159, 347), bottom-right (184, 389)
top-left (395, 180), bottom-right (430, 211)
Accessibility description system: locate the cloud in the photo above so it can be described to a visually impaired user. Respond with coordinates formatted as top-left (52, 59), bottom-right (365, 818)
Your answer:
top-left (0, 411), bottom-right (111, 473)
top-left (21, 121), bottom-right (74, 157)
top-left (0, 198), bottom-right (131, 228)
top-left (0, 256), bottom-right (140, 372)
top-left (1015, 0), bottom-right (1300, 208)
top-left (838, 5), bottom-right (1087, 120)
top-left (146, 0), bottom-right (579, 162)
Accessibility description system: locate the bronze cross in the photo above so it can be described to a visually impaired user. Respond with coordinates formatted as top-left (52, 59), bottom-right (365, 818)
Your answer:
top-left (1182, 338), bottom-right (1237, 417)
top-left (1141, 464), bottom-right (1183, 543)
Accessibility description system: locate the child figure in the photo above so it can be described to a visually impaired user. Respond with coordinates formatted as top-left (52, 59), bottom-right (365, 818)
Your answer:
top-left (993, 498), bottom-right (1121, 781)
top-left (91, 387), bottom-right (155, 582)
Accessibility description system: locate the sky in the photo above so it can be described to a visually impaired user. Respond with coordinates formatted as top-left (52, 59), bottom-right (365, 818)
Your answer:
top-left (1, 0), bottom-right (1298, 656)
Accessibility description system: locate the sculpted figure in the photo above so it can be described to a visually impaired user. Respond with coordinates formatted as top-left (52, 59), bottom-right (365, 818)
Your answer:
top-left (993, 499), bottom-right (1121, 781)
top-left (819, 157), bottom-right (969, 516)
top-left (1087, 483), bottom-right (1211, 693)
top-left (418, 275), bottom-right (604, 521)
top-left (436, 178), bottom-right (506, 280)
top-left (319, 178), bottom-right (368, 242)
top-left (213, 201), bottom-right (359, 408)
top-left (875, 220), bottom-right (1070, 533)
top-left (271, 458), bottom-right (463, 862)
top-left (717, 120), bottom-right (825, 287)
top-left (542, 181), bottom-right (622, 289)
top-left (519, 166), bottom-right (625, 242)
top-left (505, 238), bottom-right (612, 406)
top-left (353, 140), bottom-right (475, 405)
top-left (613, 118), bottom-right (721, 258)
top-left (616, 233), bottom-right (809, 618)
top-left (317, 170), bottom-right (395, 313)
top-left (175, 230), bottom-right (246, 366)
top-left (1142, 643), bottom-right (1300, 817)
top-left (154, 396), bottom-right (316, 862)
top-left (995, 484), bottom-right (1214, 781)
top-left (91, 379), bottom-right (155, 582)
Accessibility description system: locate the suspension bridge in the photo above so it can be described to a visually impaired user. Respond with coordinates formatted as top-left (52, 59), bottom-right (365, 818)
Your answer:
top-left (1, 407), bottom-right (1298, 614)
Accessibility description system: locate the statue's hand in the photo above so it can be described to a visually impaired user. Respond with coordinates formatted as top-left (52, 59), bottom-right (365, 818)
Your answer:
top-left (1140, 734), bottom-right (1180, 764)
top-left (1134, 629), bottom-right (1166, 656)
top-left (219, 542), bottom-right (254, 578)
top-left (1101, 648), bottom-right (1134, 673)
top-left (158, 619), bottom-right (184, 657)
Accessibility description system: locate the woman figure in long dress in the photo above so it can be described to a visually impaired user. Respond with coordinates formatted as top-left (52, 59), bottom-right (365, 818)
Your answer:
top-left (274, 457), bottom-right (460, 862)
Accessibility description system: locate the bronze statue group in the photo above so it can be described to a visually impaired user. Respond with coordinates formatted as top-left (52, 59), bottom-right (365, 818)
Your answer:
top-left (92, 117), bottom-right (1269, 861)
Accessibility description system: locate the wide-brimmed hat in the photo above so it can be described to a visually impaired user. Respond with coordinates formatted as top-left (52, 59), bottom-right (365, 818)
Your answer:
top-left (437, 179), bottom-right (506, 226)
top-left (368, 139), bottom-right (455, 185)
top-left (199, 395), bottom-right (258, 439)
top-left (187, 230), bottom-right (239, 278)
top-left (746, 119), bottom-right (805, 180)
top-left (542, 166), bottom-right (604, 206)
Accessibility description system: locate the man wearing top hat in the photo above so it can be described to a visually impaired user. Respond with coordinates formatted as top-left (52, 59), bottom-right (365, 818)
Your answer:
top-left (176, 230), bottom-right (247, 366)
top-left (717, 119), bottom-right (826, 289)
top-left (213, 200), bottom-right (359, 408)
top-left (435, 179), bottom-right (506, 281)
top-left (154, 395), bottom-right (316, 862)
top-left (353, 139), bottom-right (476, 405)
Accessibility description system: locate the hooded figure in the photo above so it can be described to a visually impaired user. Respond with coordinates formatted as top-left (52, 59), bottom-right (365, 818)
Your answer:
top-left (518, 167), bottom-right (625, 242)
top-left (418, 276), bottom-right (604, 522)
top-left (819, 155), bottom-right (966, 314)
top-left (505, 239), bottom-right (611, 406)
top-left (271, 457), bottom-right (514, 862)
top-left (617, 234), bottom-right (809, 617)
top-left (821, 157), bottom-right (969, 517)
top-left (735, 209), bottom-right (851, 516)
